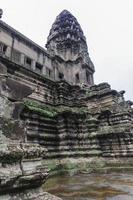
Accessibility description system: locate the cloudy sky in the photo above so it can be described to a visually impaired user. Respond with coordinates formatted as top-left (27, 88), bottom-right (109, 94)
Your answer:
top-left (1, 0), bottom-right (133, 100)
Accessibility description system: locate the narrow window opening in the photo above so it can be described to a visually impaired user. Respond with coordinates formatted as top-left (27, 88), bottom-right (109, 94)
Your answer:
top-left (75, 73), bottom-right (80, 84)
top-left (86, 71), bottom-right (90, 84)
top-left (25, 57), bottom-right (32, 68)
top-left (3, 44), bottom-right (7, 53)
top-left (46, 67), bottom-right (52, 77)
top-left (0, 42), bottom-right (7, 54)
top-left (35, 62), bottom-right (43, 73)
top-left (12, 49), bottom-right (21, 64)
top-left (58, 72), bottom-right (64, 80)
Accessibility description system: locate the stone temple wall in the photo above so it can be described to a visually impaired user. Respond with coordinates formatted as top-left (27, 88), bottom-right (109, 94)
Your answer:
top-left (20, 79), bottom-right (133, 159)
top-left (0, 40), bottom-right (133, 200)
top-left (0, 9), bottom-right (133, 200)
top-left (0, 59), bottom-right (62, 200)
top-left (1, 55), bottom-right (132, 160)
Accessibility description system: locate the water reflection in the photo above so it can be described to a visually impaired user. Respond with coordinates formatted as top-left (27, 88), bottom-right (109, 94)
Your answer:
top-left (44, 173), bottom-right (133, 200)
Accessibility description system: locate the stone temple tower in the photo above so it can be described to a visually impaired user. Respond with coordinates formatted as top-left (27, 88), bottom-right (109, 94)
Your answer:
top-left (46, 10), bottom-right (95, 86)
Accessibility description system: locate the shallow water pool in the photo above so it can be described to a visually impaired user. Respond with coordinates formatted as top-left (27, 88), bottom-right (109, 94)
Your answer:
top-left (44, 173), bottom-right (133, 200)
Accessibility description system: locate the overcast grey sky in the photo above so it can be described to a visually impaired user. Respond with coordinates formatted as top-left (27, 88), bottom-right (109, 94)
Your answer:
top-left (1, 0), bottom-right (133, 100)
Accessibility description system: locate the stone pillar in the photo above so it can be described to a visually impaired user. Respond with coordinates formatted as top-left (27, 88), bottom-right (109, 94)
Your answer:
top-left (42, 65), bottom-right (46, 75)
top-left (5, 46), bottom-right (11, 59)
top-left (54, 66), bottom-right (59, 81)
top-left (90, 74), bottom-right (94, 85)
top-left (20, 54), bottom-right (25, 65)
top-left (31, 60), bottom-right (36, 70)
top-left (80, 68), bottom-right (86, 84)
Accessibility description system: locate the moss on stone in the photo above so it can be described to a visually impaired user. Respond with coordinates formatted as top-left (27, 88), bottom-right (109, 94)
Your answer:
top-left (87, 150), bottom-right (102, 156)
top-left (0, 143), bottom-right (23, 164)
top-left (57, 106), bottom-right (88, 115)
top-left (24, 100), bottom-right (57, 117)
top-left (43, 157), bottom-right (133, 178)
top-left (43, 158), bottom-right (107, 176)
top-left (24, 100), bottom-right (88, 117)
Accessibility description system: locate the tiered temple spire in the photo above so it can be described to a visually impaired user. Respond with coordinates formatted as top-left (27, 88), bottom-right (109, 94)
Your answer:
top-left (46, 10), bottom-right (94, 85)
top-left (0, 9), bottom-right (3, 19)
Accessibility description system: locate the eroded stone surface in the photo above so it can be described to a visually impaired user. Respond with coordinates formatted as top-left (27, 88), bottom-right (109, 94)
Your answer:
top-left (0, 62), bottom-right (57, 199)
top-left (46, 10), bottom-right (94, 85)
top-left (0, 189), bottom-right (62, 200)
top-left (0, 9), bottom-right (133, 200)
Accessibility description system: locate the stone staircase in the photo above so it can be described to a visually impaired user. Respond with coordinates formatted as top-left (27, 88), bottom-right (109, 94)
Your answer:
top-left (21, 109), bottom-right (101, 158)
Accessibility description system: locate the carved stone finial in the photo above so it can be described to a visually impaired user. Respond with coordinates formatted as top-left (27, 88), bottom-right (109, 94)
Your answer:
top-left (46, 10), bottom-right (85, 46)
top-left (46, 10), bottom-right (86, 55)
top-left (0, 9), bottom-right (3, 19)
top-left (46, 9), bottom-right (94, 71)
top-left (46, 10), bottom-right (95, 85)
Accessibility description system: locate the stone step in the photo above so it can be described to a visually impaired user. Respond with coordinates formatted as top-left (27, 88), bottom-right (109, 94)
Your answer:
top-left (101, 144), bottom-right (133, 150)
top-left (100, 141), bottom-right (133, 146)
top-left (57, 129), bottom-right (89, 135)
top-left (39, 141), bottom-right (60, 145)
top-left (27, 127), bottom-right (58, 132)
top-left (57, 119), bottom-right (88, 123)
top-left (46, 146), bottom-right (100, 151)
top-left (55, 140), bottom-right (96, 145)
top-left (22, 114), bottom-right (57, 123)
top-left (28, 121), bottom-right (58, 128)
top-left (45, 150), bottom-right (102, 158)
top-left (103, 148), bottom-right (133, 153)
top-left (27, 132), bottom-right (59, 139)
top-left (57, 125), bottom-right (88, 129)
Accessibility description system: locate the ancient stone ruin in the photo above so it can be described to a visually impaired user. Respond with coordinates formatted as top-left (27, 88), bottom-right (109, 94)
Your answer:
top-left (0, 9), bottom-right (133, 199)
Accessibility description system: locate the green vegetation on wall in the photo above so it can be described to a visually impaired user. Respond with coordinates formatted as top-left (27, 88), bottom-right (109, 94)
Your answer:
top-left (24, 100), bottom-right (88, 117)
top-left (24, 100), bottom-right (57, 117)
